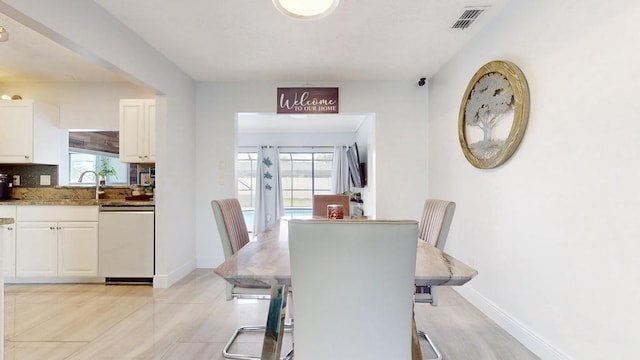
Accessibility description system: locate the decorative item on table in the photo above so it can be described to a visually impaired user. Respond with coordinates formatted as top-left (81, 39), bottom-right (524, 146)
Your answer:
top-left (327, 204), bottom-right (344, 219)
top-left (125, 184), bottom-right (152, 200)
top-left (131, 184), bottom-right (144, 196)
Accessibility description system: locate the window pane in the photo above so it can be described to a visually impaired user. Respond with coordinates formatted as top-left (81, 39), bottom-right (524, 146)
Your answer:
top-left (237, 149), bottom-right (333, 210)
top-left (69, 152), bottom-right (130, 186)
top-left (70, 153), bottom-right (96, 183)
top-left (237, 152), bottom-right (257, 208)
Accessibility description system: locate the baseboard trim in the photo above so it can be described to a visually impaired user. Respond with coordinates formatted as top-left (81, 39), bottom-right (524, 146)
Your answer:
top-left (455, 285), bottom-right (570, 360)
top-left (196, 255), bottom-right (224, 268)
top-left (153, 259), bottom-right (196, 288)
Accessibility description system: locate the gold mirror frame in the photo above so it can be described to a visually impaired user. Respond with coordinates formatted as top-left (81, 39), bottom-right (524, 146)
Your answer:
top-left (458, 60), bottom-right (530, 169)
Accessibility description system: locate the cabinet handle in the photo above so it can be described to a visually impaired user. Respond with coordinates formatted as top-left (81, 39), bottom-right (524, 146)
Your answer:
top-left (49, 226), bottom-right (55, 230)
top-left (24, 155), bottom-right (30, 159)
top-left (57, 226), bottom-right (62, 230)
top-left (6, 227), bottom-right (12, 231)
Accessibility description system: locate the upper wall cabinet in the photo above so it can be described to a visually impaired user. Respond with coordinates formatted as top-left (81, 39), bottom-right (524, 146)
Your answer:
top-left (119, 99), bottom-right (156, 163)
top-left (0, 100), bottom-right (60, 165)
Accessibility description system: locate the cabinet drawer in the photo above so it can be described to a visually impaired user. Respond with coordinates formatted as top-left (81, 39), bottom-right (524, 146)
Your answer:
top-left (0, 205), bottom-right (16, 218)
top-left (17, 206), bottom-right (99, 222)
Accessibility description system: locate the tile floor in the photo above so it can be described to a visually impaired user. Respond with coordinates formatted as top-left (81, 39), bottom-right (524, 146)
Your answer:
top-left (3, 269), bottom-right (538, 359)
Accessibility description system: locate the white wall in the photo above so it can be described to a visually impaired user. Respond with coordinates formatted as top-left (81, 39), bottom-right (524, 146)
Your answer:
top-left (196, 81), bottom-right (427, 267)
top-left (428, 0), bottom-right (640, 358)
top-left (1, 0), bottom-right (198, 288)
top-left (0, 82), bottom-right (152, 129)
top-left (238, 131), bottom-right (357, 148)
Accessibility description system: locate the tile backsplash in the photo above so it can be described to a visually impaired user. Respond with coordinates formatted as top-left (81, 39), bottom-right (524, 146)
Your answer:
top-left (0, 164), bottom-right (58, 187)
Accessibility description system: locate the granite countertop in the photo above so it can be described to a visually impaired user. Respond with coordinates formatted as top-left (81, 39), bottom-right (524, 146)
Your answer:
top-left (0, 217), bottom-right (14, 225)
top-left (0, 199), bottom-right (154, 206)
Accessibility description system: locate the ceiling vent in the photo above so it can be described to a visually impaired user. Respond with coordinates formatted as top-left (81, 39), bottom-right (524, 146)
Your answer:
top-left (452, 6), bottom-right (490, 30)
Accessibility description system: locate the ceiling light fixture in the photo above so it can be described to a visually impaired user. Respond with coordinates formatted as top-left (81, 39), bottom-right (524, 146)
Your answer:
top-left (273, 0), bottom-right (339, 20)
top-left (0, 26), bottom-right (8, 42)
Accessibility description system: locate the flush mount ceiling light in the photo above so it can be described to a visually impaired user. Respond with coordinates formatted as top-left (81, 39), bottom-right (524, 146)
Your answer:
top-left (0, 26), bottom-right (8, 42)
top-left (273, 0), bottom-right (339, 20)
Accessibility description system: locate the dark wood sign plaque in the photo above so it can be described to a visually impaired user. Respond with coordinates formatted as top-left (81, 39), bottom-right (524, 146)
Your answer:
top-left (277, 87), bottom-right (339, 114)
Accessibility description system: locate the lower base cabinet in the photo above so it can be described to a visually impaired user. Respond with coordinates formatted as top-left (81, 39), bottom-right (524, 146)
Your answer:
top-left (15, 206), bottom-right (99, 279)
top-left (0, 205), bottom-right (16, 277)
top-left (1, 225), bottom-right (15, 277)
top-left (58, 222), bottom-right (99, 277)
top-left (16, 222), bottom-right (98, 277)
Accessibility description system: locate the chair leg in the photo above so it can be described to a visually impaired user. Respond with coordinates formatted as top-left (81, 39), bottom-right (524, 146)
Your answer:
top-left (223, 324), bottom-right (293, 360)
top-left (223, 325), bottom-right (265, 360)
top-left (416, 329), bottom-right (442, 360)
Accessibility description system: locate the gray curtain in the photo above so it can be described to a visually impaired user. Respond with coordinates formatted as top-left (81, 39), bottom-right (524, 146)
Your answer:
top-left (331, 145), bottom-right (350, 195)
top-left (254, 146), bottom-right (284, 235)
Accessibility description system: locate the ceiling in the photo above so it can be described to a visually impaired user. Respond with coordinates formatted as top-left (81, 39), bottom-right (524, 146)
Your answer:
top-left (0, 0), bottom-right (508, 132)
top-left (0, 0), bottom-right (509, 83)
top-left (0, 13), bottom-right (125, 83)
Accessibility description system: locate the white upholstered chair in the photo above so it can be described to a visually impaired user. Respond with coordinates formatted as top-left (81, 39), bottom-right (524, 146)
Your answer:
top-left (311, 194), bottom-right (350, 218)
top-left (288, 219), bottom-right (418, 360)
top-left (415, 199), bottom-right (456, 359)
top-left (212, 199), bottom-right (290, 360)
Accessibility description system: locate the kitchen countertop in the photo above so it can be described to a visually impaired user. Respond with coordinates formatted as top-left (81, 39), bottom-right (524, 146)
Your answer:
top-left (0, 199), bottom-right (154, 206)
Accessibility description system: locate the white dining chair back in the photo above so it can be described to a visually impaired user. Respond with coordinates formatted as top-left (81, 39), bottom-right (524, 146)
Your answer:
top-left (211, 198), bottom-right (250, 259)
top-left (418, 199), bottom-right (456, 249)
top-left (415, 198), bottom-right (456, 360)
top-left (212, 198), bottom-right (285, 360)
top-left (288, 219), bottom-right (418, 360)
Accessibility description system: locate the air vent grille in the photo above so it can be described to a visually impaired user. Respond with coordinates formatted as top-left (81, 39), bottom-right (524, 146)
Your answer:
top-left (452, 7), bottom-right (489, 30)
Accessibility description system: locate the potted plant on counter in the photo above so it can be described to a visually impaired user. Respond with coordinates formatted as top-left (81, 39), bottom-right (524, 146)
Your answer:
top-left (97, 158), bottom-right (118, 186)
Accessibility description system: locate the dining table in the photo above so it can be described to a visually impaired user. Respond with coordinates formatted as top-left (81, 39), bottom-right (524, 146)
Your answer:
top-left (214, 219), bottom-right (478, 360)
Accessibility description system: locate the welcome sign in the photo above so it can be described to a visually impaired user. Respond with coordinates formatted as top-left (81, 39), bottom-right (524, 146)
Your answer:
top-left (277, 87), bottom-right (339, 114)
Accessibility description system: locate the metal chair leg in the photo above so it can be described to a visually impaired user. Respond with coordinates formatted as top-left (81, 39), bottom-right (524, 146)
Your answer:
top-left (224, 285), bottom-right (295, 360)
top-left (416, 329), bottom-right (442, 360)
top-left (223, 324), bottom-right (293, 360)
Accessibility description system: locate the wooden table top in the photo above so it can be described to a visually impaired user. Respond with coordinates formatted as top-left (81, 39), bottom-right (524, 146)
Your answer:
top-left (214, 219), bottom-right (478, 287)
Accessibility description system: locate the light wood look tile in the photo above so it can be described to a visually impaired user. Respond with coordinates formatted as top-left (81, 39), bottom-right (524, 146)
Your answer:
top-left (4, 269), bottom-right (538, 359)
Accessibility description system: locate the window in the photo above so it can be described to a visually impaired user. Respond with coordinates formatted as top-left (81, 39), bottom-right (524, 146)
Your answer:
top-left (237, 149), bottom-right (333, 209)
top-left (69, 151), bottom-right (130, 186)
top-left (237, 152), bottom-right (258, 208)
top-left (279, 152), bottom-right (333, 208)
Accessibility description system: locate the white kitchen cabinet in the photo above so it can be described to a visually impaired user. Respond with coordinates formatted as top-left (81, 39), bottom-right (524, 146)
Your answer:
top-left (0, 206), bottom-right (16, 277)
top-left (16, 206), bottom-right (99, 278)
top-left (58, 222), bottom-right (99, 277)
top-left (0, 100), bottom-right (60, 164)
top-left (119, 99), bottom-right (156, 163)
top-left (16, 222), bottom-right (58, 277)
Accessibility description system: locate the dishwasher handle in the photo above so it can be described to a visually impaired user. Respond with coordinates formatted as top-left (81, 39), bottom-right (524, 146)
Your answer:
top-left (99, 206), bottom-right (155, 212)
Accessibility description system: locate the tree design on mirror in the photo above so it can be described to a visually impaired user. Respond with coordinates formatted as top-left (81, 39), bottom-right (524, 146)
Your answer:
top-left (458, 60), bottom-right (530, 169)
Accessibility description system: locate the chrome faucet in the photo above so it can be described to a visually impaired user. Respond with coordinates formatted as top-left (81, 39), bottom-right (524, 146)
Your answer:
top-left (79, 170), bottom-right (100, 200)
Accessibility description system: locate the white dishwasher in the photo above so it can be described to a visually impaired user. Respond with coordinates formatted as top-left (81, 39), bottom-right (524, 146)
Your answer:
top-left (98, 205), bottom-right (154, 284)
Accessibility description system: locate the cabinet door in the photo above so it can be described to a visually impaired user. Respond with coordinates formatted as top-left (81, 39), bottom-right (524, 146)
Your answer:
top-left (145, 101), bottom-right (156, 162)
top-left (0, 206), bottom-right (16, 277)
top-left (58, 222), bottom-right (98, 277)
top-left (1, 225), bottom-right (15, 277)
top-left (0, 103), bottom-right (33, 163)
top-left (119, 100), bottom-right (146, 163)
top-left (119, 99), bottom-right (155, 163)
top-left (16, 222), bottom-right (57, 277)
